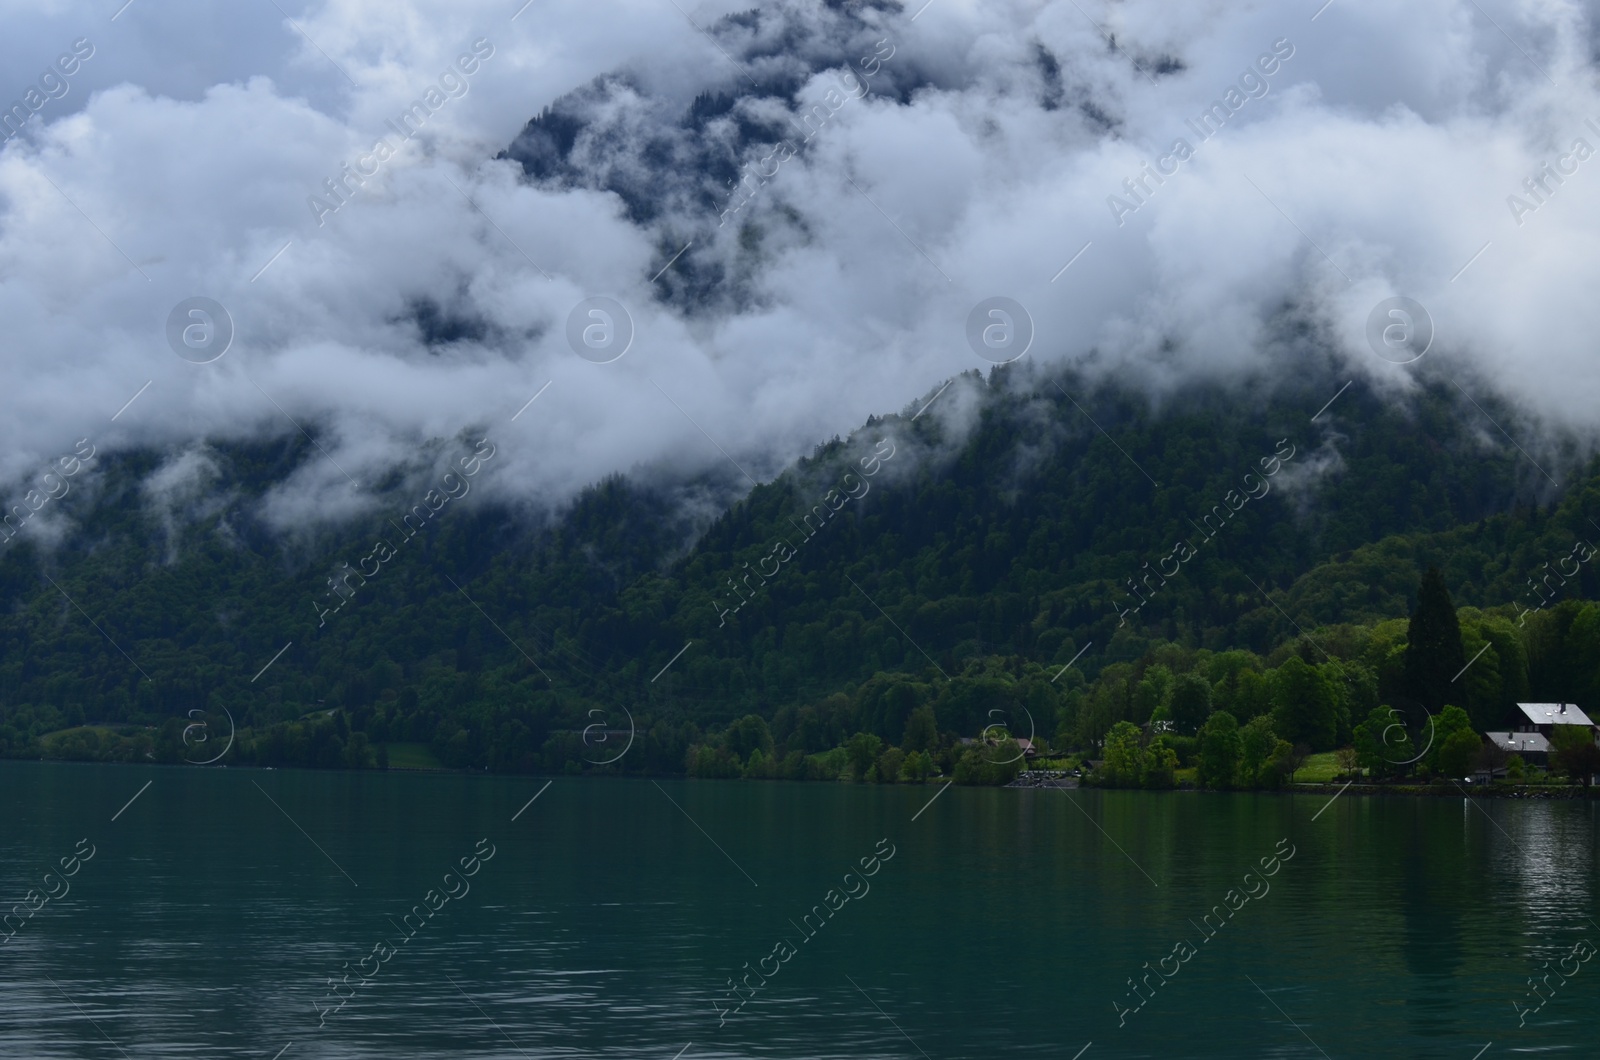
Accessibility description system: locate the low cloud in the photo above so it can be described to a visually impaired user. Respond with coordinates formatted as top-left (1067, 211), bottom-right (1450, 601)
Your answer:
top-left (0, 0), bottom-right (1594, 540)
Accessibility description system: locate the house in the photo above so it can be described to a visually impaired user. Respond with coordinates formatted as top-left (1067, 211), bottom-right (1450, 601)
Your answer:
top-left (1485, 731), bottom-right (1549, 764)
top-left (1511, 702), bottom-right (1598, 744)
top-left (1014, 737), bottom-right (1038, 760)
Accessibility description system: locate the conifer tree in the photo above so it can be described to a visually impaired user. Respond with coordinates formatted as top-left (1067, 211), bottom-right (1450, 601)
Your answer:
top-left (1405, 566), bottom-right (1466, 714)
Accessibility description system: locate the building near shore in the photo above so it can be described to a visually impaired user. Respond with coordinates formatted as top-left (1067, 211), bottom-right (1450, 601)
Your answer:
top-left (1485, 731), bottom-right (1550, 764)
top-left (1510, 702), bottom-right (1596, 743)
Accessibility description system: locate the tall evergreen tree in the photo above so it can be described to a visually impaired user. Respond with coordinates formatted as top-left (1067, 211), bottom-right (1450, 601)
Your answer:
top-left (1404, 566), bottom-right (1466, 714)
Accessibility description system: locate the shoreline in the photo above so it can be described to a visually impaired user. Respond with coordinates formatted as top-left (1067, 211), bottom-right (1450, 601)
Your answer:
top-left (7, 757), bottom-right (1598, 798)
top-left (1007, 770), bottom-right (1599, 799)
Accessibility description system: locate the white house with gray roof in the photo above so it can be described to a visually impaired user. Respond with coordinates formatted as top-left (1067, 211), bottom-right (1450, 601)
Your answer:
top-left (1510, 702), bottom-right (1597, 744)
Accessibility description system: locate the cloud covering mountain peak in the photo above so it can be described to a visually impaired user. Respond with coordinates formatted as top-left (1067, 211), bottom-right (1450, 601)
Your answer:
top-left (0, 0), bottom-right (1595, 533)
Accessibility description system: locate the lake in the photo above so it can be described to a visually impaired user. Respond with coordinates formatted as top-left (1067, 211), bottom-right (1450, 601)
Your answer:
top-left (1, 762), bottom-right (1595, 1058)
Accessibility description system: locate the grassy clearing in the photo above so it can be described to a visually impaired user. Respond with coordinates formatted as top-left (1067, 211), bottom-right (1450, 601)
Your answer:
top-left (383, 742), bottom-right (444, 770)
top-left (1293, 751), bottom-right (1342, 783)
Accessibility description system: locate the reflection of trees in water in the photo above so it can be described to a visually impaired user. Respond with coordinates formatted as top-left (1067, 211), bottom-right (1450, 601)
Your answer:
top-left (1396, 798), bottom-right (1595, 1050)
top-left (1397, 799), bottom-right (1471, 1051)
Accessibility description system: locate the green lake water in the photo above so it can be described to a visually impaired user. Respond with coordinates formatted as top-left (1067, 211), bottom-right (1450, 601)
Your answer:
top-left (1, 762), bottom-right (1596, 1058)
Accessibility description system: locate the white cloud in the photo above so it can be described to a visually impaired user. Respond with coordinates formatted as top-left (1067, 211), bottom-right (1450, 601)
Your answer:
top-left (0, 0), bottom-right (1595, 533)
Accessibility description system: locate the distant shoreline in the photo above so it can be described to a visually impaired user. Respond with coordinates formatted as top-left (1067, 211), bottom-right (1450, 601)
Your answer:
top-left (1281, 781), bottom-right (1599, 800)
top-left (7, 758), bottom-right (1599, 799)
top-left (1010, 780), bottom-right (1600, 799)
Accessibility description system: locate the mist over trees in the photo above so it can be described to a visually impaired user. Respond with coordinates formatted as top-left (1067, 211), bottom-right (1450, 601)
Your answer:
top-left (2, 373), bottom-right (1597, 780)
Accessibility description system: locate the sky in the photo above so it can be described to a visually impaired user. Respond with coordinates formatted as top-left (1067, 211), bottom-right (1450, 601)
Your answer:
top-left (0, 0), bottom-right (1596, 531)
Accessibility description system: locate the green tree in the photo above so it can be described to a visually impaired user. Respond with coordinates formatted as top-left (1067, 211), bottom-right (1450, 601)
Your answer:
top-left (1248, 738), bottom-right (1296, 790)
top-left (1237, 715), bottom-right (1279, 788)
top-left (899, 750), bottom-right (933, 782)
top-left (952, 740), bottom-right (1022, 785)
top-left (1454, 621), bottom-right (1503, 731)
top-left (688, 744), bottom-right (740, 778)
top-left (343, 731), bottom-right (372, 770)
top-left (1206, 650), bottom-right (1260, 689)
top-left (876, 746), bottom-right (905, 784)
top-left (1144, 736), bottom-right (1179, 789)
top-left (1435, 729), bottom-right (1481, 778)
top-left (153, 717), bottom-right (186, 764)
top-left (743, 747), bottom-right (771, 779)
top-left (1101, 721), bottom-right (1145, 788)
top-left (1404, 566), bottom-right (1465, 714)
top-left (846, 732), bottom-right (883, 780)
top-left (1426, 705), bottom-right (1474, 776)
top-left (1352, 705), bottom-right (1414, 778)
top-left (1270, 657), bottom-right (1338, 750)
top-left (901, 705), bottom-right (938, 753)
top-left (1232, 668), bottom-right (1274, 721)
top-left (1551, 725), bottom-right (1600, 786)
top-left (1169, 674), bottom-right (1213, 736)
top-left (1564, 603), bottom-right (1600, 710)
top-left (1132, 665), bottom-right (1173, 725)
top-left (726, 714), bottom-right (775, 762)
top-left (1321, 660), bottom-right (1366, 745)
top-left (1197, 711), bottom-right (1241, 790)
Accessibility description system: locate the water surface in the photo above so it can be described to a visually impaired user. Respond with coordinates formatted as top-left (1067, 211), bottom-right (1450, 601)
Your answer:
top-left (1, 762), bottom-right (1596, 1058)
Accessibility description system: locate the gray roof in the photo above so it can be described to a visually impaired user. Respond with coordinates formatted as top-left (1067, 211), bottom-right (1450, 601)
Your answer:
top-left (1486, 731), bottom-right (1550, 753)
top-left (1515, 702), bottom-right (1595, 727)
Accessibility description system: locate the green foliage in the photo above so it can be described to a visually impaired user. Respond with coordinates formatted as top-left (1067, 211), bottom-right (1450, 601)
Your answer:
top-left (726, 715), bottom-right (775, 761)
top-left (1436, 729), bottom-right (1481, 779)
top-left (952, 740), bottom-right (1023, 785)
top-left (689, 744), bottom-right (741, 778)
top-left (1165, 734), bottom-right (1198, 768)
top-left (845, 732), bottom-right (884, 781)
top-left (876, 746), bottom-right (905, 783)
top-left (1132, 665), bottom-right (1173, 726)
top-left (1426, 706), bottom-right (1475, 776)
top-left (1169, 673), bottom-right (1212, 736)
top-left (1455, 620), bottom-right (1503, 731)
top-left (1143, 736), bottom-right (1179, 789)
top-left (1237, 715), bottom-right (1282, 788)
top-left (1406, 566), bottom-right (1467, 713)
top-left (899, 750), bottom-right (934, 782)
top-left (1353, 705), bottom-right (1413, 776)
top-left (1100, 721), bottom-right (1146, 788)
top-left (1197, 711), bottom-right (1242, 790)
top-left (4, 375), bottom-right (1599, 783)
top-left (1270, 657), bottom-right (1338, 750)
top-left (742, 747), bottom-right (771, 779)
top-left (901, 705), bottom-right (937, 753)
top-left (1551, 724), bottom-right (1600, 785)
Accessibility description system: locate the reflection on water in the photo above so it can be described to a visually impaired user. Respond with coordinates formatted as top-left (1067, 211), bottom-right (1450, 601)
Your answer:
top-left (0, 763), bottom-right (1595, 1059)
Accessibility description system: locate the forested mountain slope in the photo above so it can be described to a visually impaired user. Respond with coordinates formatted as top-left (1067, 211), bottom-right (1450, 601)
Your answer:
top-left (1, 362), bottom-right (1592, 771)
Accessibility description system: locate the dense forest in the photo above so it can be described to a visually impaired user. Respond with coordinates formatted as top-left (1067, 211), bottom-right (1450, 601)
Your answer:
top-left (2, 362), bottom-right (1596, 780)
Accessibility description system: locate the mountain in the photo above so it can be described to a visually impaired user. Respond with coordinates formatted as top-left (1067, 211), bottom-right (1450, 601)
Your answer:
top-left (2, 355), bottom-right (1593, 773)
